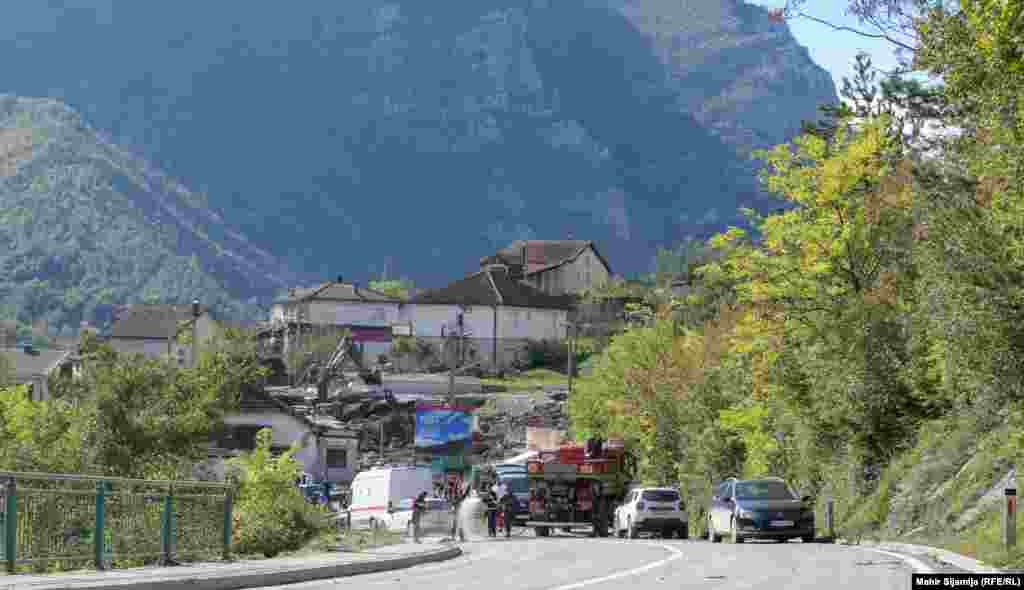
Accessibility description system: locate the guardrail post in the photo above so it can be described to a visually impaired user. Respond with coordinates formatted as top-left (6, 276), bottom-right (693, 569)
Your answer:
top-left (825, 497), bottom-right (834, 540)
top-left (4, 477), bottom-right (16, 574)
top-left (1005, 487), bottom-right (1016, 549)
top-left (161, 485), bottom-right (175, 566)
top-left (94, 481), bottom-right (107, 571)
top-left (222, 486), bottom-right (233, 561)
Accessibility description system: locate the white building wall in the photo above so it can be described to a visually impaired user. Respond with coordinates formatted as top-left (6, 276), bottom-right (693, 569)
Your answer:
top-left (222, 412), bottom-right (359, 484)
top-left (271, 301), bottom-right (402, 327)
top-left (109, 338), bottom-right (174, 359)
top-left (397, 304), bottom-right (496, 339)
top-left (498, 307), bottom-right (567, 340)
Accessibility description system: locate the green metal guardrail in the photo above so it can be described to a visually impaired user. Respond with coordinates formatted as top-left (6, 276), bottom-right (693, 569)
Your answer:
top-left (0, 471), bottom-right (233, 574)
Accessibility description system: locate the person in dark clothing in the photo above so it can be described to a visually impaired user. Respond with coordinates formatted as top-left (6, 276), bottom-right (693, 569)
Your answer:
top-left (485, 490), bottom-right (498, 537)
top-left (412, 492), bottom-right (428, 543)
top-left (500, 492), bottom-right (515, 538)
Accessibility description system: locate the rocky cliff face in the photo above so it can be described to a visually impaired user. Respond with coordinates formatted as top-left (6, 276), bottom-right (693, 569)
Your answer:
top-left (0, 0), bottom-right (836, 290)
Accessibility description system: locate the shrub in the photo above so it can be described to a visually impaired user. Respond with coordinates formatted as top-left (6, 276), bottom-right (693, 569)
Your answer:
top-left (229, 429), bottom-right (324, 557)
top-left (524, 339), bottom-right (590, 371)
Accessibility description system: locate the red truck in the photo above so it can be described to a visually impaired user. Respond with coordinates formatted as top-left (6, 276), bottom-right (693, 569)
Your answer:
top-left (525, 438), bottom-right (636, 537)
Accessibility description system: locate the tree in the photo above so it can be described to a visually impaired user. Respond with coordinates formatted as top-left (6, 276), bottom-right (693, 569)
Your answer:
top-left (368, 278), bottom-right (414, 300)
top-left (78, 328), bottom-right (266, 478)
top-left (779, 0), bottom-right (937, 68)
top-left (0, 384), bottom-right (91, 473)
top-left (229, 428), bottom-right (323, 557)
top-left (698, 116), bottom-right (926, 462)
top-left (0, 351), bottom-right (11, 387)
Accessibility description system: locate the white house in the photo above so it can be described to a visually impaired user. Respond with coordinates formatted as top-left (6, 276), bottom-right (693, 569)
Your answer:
top-left (263, 278), bottom-right (402, 364)
top-left (106, 303), bottom-right (218, 367)
top-left (479, 240), bottom-right (612, 296)
top-left (1, 345), bottom-right (73, 401)
top-left (403, 266), bottom-right (575, 370)
top-left (209, 386), bottom-right (360, 485)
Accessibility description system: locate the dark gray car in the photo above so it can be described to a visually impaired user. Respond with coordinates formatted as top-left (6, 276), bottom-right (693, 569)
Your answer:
top-left (707, 477), bottom-right (815, 543)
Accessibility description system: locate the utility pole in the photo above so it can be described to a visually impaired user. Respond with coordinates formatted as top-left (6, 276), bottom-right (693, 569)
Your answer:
top-left (447, 313), bottom-right (464, 407)
top-left (566, 321), bottom-right (576, 396)
top-left (191, 299), bottom-right (200, 368)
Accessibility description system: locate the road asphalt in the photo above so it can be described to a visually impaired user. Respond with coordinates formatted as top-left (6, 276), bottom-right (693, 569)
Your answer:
top-left (250, 533), bottom-right (949, 590)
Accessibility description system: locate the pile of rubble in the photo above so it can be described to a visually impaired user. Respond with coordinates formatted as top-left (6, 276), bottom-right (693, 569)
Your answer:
top-left (266, 385), bottom-right (571, 467)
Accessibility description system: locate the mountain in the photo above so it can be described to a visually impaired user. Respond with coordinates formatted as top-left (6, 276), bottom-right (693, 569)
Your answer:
top-left (0, 95), bottom-right (295, 335)
top-left (0, 0), bottom-right (836, 290)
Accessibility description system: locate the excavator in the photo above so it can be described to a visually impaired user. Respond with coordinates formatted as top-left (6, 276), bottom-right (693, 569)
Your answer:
top-left (298, 333), bottom-right (386, 404)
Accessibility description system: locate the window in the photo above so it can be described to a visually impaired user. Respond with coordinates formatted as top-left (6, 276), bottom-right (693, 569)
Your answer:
top-left (326, 448), bottom-right (348, 468)
top-left (641, 490), bottom-right (679, 502)
top-left (230, 426), bottom-right (264, 451)
top-left (733, 480), bottom-right (797, 500)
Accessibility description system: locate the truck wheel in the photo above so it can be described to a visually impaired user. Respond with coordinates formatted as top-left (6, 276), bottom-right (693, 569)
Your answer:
top-left (627, 517), bottom-right (638, 539)
top-left (730, 519), bottom-right (744, 544)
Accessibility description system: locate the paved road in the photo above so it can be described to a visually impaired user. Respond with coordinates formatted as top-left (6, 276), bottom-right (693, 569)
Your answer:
top-left (253, 536), bottom-right (915, 590)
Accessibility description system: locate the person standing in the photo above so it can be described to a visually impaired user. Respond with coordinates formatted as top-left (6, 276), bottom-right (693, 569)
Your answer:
top-left (412, 492), bottom-right (427, 544)
top-left (485, 488), bottom-right (498, 537)
top-left (500, 490), bottom-right (515, 538)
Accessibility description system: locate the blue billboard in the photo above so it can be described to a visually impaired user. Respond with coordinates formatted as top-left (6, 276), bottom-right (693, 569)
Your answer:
top-left (415, 403), bottom-right (472, 453)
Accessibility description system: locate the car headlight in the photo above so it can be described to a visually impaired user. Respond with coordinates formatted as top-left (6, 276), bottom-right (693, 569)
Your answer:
top-left (737, 510), bottom-right (755, 519)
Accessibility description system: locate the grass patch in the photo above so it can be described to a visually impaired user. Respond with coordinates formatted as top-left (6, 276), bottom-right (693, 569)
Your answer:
top-left (480, 368), bottom-right (568, 390)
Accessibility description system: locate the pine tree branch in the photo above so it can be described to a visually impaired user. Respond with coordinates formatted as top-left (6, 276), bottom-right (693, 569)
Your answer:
top-left (791, 10), bottom-right (917, 53)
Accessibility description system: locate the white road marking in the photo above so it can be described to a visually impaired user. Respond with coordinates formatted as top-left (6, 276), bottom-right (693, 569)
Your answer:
top-left (544, 542), bottom-right (684, 590)
top-left (866, 548), bottom-right (937, 574)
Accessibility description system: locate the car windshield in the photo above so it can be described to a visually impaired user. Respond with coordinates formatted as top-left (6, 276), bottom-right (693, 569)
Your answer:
top-left (502, 476), bottom-right (529, 494)
top-left (733, 481), bottom-right (797, 500)
top-left (641, 490), bottom-right (679, 502)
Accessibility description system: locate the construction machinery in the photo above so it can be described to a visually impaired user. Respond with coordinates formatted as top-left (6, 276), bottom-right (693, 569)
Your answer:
top-left (298, 333), bottom-right (383, 402)
top-left (524, 438), bottom-right (636, 537)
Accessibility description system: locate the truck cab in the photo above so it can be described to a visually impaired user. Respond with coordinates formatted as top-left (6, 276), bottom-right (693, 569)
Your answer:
top-left (493, 464), bottom-right (529, 523)
top-left (524, 439), bottom-right (632, 537)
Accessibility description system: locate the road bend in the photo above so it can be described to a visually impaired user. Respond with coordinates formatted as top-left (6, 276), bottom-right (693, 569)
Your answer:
top-left (253, 535), bottom-right (914, 590)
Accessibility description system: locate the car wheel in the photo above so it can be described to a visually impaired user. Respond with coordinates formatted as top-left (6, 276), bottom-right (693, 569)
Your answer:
top-left (678, 524), bottom-right (689, 540)
top-left (536, 526), bottom-right (550, 537)
top-left (709, 517), bottom-right (721, 543)
top-left (801, 535), bottom-right (815, 543)
top-left (627, 517), bottom-right (638, 539)
top-left (730, 518), bottom-right (744, 544)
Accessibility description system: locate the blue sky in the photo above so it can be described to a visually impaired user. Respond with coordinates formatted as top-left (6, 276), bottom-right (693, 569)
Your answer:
top-left (749, 1), bottom-right (906, 91)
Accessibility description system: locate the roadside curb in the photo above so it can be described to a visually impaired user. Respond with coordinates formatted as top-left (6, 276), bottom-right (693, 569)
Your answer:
top-left (3, 546), bottom-right (463, 590)
top-left (851, 540), bottom-right (1000, 574)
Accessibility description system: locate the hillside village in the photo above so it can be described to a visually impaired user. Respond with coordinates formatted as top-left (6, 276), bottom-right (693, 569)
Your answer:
top-left (0, 238), bottom-right (642, 496)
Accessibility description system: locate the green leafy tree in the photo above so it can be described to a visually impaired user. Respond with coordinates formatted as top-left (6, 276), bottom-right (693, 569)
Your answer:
top-left (229, 428), bottom-right (324, 557)
top-left (0, 384), bottom-right (91, 473)
top-left (0, 352), bottom-right (11, 387)
top-left (368, 278), bottom-right (414, 300)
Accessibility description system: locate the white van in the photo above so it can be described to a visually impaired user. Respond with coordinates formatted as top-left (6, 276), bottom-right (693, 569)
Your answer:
top-left (347, 465), bottom-right (434, 529)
